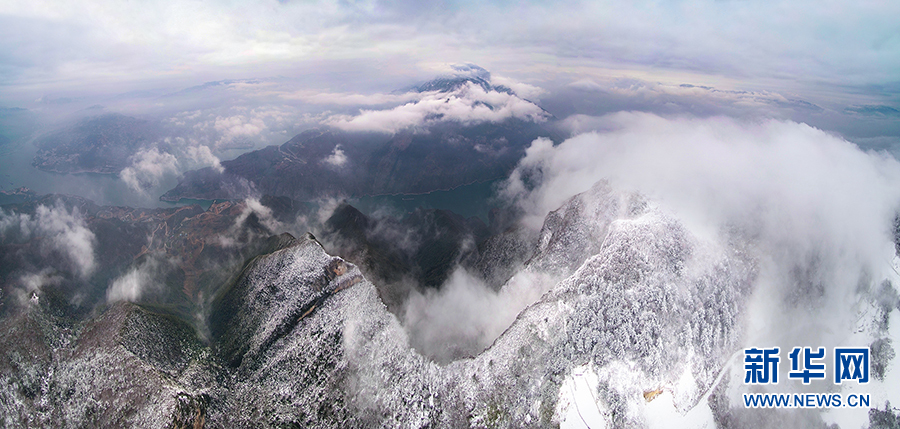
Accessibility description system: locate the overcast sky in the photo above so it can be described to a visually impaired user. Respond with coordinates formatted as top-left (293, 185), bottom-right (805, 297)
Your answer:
top-left (1, 0), bottom-right (898, 107)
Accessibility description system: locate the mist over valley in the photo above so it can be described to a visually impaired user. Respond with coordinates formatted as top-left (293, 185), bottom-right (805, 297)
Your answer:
top-left (2, 2), bottom-right (900, 427)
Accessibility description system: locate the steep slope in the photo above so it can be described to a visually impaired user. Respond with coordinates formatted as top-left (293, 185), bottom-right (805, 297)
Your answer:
top-left (0, 301), bottom-right (210, 428)
top-left (201, 180), bottom-right (757, 427)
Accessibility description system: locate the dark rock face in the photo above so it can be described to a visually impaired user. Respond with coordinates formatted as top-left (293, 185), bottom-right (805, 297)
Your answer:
top-left (32, 114), bottom-right (160, 175)
top-left (2, 181), bottom-right (760, 426)
top-left (527, 180), bottom-right (632, 277)
top-left (318, 204), bottom-right (411, 312)
top-left (161, 120), bottom-right (554, 203)
top-left (318, 203), bottom-right (493, 313)
top-left (463, 226), bottom-right (534, 291)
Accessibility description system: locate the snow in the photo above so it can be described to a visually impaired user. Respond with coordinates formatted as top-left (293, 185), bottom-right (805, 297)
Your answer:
top-left (209, 180), bottom-right (759, 426)
top-left (644, 390), bottom-right (715, 429)
top-left (556, 364), bottom-right (606, 429)
top-left (6, 177), bottom-right (897, 427)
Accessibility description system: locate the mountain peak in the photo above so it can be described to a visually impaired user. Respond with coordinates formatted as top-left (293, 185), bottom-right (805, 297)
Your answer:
top-left (450, 63), bottom-right (491, 81)
top-left (406, 64), bottom-right (513, 95)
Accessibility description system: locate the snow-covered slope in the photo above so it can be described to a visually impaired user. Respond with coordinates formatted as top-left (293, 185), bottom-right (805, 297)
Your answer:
top-left (199, 179), bottom-right (757, 427)
top-left (0, 301), bottom-right (210, 428)
top-left (4, 178), bottom-right (893, 427)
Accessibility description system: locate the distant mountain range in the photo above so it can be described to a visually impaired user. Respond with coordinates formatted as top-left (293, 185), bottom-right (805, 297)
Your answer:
top-left (161, 70), bottom-right (556, 202)
top-left (32, 114), bottom-right (161, 175)
top-left (26, 70), bottom-right (557, 203)
top-left (161, 118), bottom-right (554, 202)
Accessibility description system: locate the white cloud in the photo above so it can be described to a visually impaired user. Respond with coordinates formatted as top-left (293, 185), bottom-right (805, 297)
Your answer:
top-left (217, 198), bottom-right (284, 247)
top-left (501, 112), bottom-right (900, 371)
top-left (278, 90), bottom-right (420, 106)
top-left (490, 75), bottom-right (545, 100)
top-left (119, 147), bottom-right (179, 193)
top-left (119, 142), bottom-right (223, 194)
top-left (323, 145), bottom-right (347, 167)
top-left (403, 267), bottom-right (559, 363)
top-left (15, 269), bottom-right (62, 305)
top-left (214, 114), bottom-right (266, 139)
top-left (504, 113), bottom-right (900, 236)
top-left (327, 82), bottom-right (548, 133)
top-left (185, 144), bottom-right (224, 173)
top-left (106, 258), bottom-right (161, 303)
top-left (0, 202), bottom-right (97, 278)
top-left (243, 197), bottom-right (282, 233)
top-left (35, 204), bottom-right (97, 278)
top-left (175, 105), bottom-right (299, 150)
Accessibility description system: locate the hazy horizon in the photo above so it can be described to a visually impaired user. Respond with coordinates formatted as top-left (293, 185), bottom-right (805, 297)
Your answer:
top-left (2, 2), bottom-right (900, 427)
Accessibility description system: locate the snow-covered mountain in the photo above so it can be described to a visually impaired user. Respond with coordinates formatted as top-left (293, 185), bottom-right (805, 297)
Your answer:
top-left (1, 179), bottom-right (897, 427)
top-left (208, 179), bottom-right (759, 427)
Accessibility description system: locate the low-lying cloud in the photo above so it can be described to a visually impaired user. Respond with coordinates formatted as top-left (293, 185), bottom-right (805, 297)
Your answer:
top-left (403, 267), bottom-right (559, 363)
top-left (545, 78), bottom-right (840, 138)
top-left (167, 103), bottom-right (302, 152)
top-left (279, 90), bottom-right (422, 106)
top-left (120, 147), bottom-right (179, 193)
top-left (501, 112), bottom-right (900, 352)
top-left (120, 143), bottom-right (223, 194)
top-left (403, 111), bottom-right (900, 379)
top-left (106, 258), bottom-right (163, 303)
top-left (323, 145), bottom-right (347, 167)
top-left (216, 198), bottom-right (285, 248)
top-left (0, 202), bottom-right (97, 279)
top-left (327, 82), bottom-right (549, 133)
top-left (15, 269), bottom-right (63, 306)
